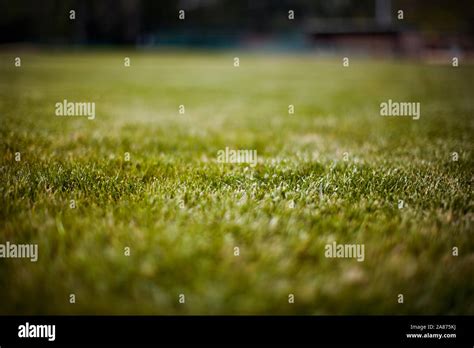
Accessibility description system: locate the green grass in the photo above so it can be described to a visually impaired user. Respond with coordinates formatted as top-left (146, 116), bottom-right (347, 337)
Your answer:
top-left (0, 50), bottom-right (473, 314)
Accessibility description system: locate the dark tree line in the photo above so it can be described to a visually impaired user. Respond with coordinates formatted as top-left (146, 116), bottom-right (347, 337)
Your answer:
top-left (0, 0), bottom-right (472, 44)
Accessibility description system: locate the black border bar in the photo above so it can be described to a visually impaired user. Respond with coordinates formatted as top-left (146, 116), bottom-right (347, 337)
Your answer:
top-left (0, 315), bottom-right (473, 346)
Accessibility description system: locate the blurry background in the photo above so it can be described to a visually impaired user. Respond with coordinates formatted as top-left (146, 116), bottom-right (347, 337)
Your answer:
top-left (1, 0), bottom-right (473, 315)
top-left (1, 0), bottom-right (473, 58)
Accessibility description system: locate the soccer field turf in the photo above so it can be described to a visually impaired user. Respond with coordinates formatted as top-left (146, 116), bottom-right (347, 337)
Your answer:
top-left (0, 51), bottom-right (473, 314)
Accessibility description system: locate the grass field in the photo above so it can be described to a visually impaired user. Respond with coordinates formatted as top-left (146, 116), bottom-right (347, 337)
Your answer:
top-left (0, 50), bottom-right (473, 314)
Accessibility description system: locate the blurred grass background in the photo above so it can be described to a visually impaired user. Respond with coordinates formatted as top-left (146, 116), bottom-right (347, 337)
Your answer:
top-left (0, 51), bottom-right (473, 314)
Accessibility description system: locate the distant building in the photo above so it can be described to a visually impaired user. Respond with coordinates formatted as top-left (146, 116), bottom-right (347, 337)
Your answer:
top-left (303, 0), bottom-right (422, 56)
